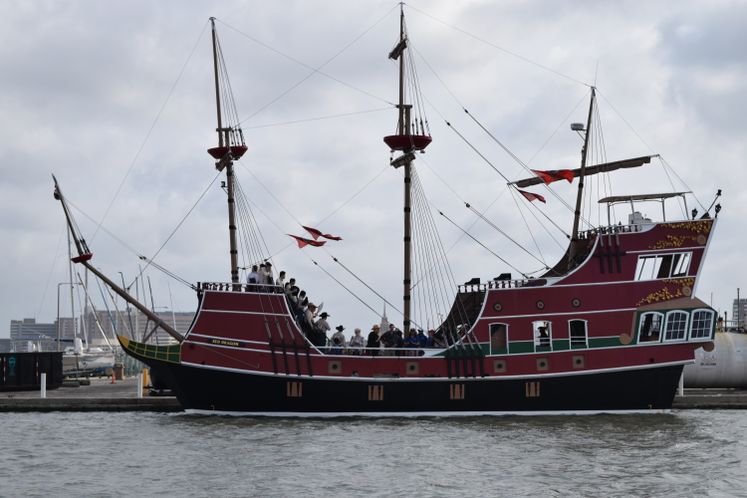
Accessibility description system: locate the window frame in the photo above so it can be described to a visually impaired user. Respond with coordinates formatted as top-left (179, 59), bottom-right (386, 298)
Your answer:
top-left (568, 319), bottom-right (588, 349)
top-left (532, 320), bottom-right (552, 352)
top-left (663, 310), bottom-right (689, 342)
top-left (634, 252), bottom-right (692, 281)
top-left (488, 322), bottom-right (509, 355)
top-left (689, 309), bottom-right (714, 340)
top-left (638, 311), bottom-right (664, 343)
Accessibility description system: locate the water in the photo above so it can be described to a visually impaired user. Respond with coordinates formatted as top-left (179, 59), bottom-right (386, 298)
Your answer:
top-left (0, 411), bottom-right (745, 497)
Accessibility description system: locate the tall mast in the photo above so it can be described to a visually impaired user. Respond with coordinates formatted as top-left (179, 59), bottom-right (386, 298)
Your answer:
top-left (569, 87), bottom-right (596, 257)
top-left (208, 17), bottom-right (247, 286)
top-left (384, 4), bottom-right (431, 335)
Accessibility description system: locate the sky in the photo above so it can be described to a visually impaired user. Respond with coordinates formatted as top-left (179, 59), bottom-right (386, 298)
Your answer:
top-left (1, 0), bottom-right (746, 339)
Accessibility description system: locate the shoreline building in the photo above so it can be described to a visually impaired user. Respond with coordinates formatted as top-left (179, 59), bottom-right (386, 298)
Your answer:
top-left (7, 311), bottom-right (194, 352)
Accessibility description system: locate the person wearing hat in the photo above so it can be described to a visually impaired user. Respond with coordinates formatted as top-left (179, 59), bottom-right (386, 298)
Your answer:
top-left (348, 328), bottom-right (365, 355)
top-left (366, 325), bottom-right (381, 356)
top-left (313, 310), bottom-right (330, 347)
top-left (330, 325), bottom-right (346, 355)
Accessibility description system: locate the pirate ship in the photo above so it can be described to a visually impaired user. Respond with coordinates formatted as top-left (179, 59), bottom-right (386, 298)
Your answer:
top-left (54, 11), bottom-right (720, 415)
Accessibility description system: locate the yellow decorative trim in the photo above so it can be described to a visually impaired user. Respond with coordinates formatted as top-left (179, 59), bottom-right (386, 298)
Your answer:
top-left (665, 220), bottom-right (713, 234)
top-left (637, 287), bottom-right (683, 306)
top-left (649, 235), bottom-right (699, 250)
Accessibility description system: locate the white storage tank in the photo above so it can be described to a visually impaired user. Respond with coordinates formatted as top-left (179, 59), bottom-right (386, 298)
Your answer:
top-left (683, 332), bottom-right (747, 388)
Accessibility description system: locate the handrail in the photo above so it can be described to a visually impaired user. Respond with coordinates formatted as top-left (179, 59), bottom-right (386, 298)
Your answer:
top-left (198, 281), bottom-right (286, 294)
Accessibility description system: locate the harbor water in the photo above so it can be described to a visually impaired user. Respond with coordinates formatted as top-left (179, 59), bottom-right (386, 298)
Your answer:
top-left (1, 410), bottom-right (745, 497)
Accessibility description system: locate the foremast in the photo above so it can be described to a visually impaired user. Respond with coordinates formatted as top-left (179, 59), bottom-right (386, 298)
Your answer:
top-left (383, 5), bottom-right (432, 335)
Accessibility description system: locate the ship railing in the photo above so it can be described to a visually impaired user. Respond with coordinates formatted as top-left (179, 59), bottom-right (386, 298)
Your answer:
top-left (198, 281), bottom-right (286, 294)
top-left (578, 223), bottom-right (642, 239)
top-left (458, 277), bottom-right (549, 293)
top-left (325, 346), bottom-right (446, 358)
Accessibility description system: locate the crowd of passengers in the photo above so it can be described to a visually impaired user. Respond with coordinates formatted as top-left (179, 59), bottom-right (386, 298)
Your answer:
top-left (246, 262), bottom-right (462, 354)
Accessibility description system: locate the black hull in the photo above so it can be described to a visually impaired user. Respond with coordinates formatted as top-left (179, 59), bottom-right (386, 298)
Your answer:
top-left (141, 359), bottom-right (683, 414)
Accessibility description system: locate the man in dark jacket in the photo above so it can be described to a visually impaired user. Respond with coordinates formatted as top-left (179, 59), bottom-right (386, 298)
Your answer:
top-left (366, 325), bottom-right (381, 356)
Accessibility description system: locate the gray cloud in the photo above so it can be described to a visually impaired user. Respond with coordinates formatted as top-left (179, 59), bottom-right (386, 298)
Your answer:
top-left (1, 0), bottom-right (744, 337)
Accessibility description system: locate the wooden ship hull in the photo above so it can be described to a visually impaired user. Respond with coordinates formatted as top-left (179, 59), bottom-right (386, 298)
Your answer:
top-left (117, 219), bottom-right (717, 414)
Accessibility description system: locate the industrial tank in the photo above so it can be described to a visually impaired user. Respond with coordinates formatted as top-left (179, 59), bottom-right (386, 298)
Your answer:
top-left (683, 332), bottom-right (747, 388)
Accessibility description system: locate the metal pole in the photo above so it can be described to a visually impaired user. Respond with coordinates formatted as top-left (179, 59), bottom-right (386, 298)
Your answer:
top-left (40, 373), bottom-right (47, 399)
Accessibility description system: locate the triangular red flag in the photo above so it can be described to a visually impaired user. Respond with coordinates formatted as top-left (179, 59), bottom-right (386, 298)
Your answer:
top-left (288, 234), bottom-right (326, 248)
top-left (301, 225), bottom-right (323, 240)
top-left (531, 169), bottom-right (575, 184)
top-left (518, 189), bottom-right (546, 203)
top-left (303, 225), bottom-right (343, 241)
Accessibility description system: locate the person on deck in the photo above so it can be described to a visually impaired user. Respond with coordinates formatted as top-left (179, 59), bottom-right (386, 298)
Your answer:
top-left (285, 278), bottom-right (296, 294)
top-left (304, 303), bottom-right (317, 334)
top-left (367, 325), bottom-right (381, 356)
top-left (262, 262), bottom-right (274, 285)
top-left (331, 325), bottom-right (346, 354)
top-left (348, 328), bottom-right (365, 355)
top-left (380, 324), bottom-right (396, 354)
top-left (314, 311), bottom-right (331, 346)
top-left (247, 265), bottom-right (260, 284)
top-left (277, 270), bottom-right (286, 287)
top-left (416, 329), bottom-right (428, 348)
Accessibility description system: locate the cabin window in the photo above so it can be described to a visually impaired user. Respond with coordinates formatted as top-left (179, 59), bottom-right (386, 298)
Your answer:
top-left (671, 253), bottom-right (691, 277)
top-left (569, 320), bottom-right (588, 348)
top-left (639, 312), bottom-right (663, 342)
top-left (664, 311), bottom-right (689, 341)
top-left (690, 309), bottom-right (714, 339)
top-left (532, 321), bottom-right (552, 351)
top-left (635, 252), bottom-right (691, 280)
top-left (489, 323), bottom-right (508, 354)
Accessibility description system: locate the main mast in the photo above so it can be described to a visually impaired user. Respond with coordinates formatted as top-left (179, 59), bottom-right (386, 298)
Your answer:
top-left (384, 5), bottom-right (431, 335)
top-left (569, 86), bottom-right (596, 265)
top-left (207, 17), bottom-right (247, 285)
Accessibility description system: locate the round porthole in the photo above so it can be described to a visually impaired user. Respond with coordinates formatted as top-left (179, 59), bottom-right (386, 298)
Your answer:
top-left (493, 303), bottom-right (503, 312)
top-left (536, 300), bottom-right (545, 310)
top-left (571, 298), bottom-right (581, 308)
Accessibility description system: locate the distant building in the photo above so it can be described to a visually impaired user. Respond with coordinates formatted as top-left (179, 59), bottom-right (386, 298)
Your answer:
top-left (732, 298), bottom-right (747, 329)
top-left (8, 311), bottom-right (194, 352)
top-left (0, 339), bottom-right (11, 353)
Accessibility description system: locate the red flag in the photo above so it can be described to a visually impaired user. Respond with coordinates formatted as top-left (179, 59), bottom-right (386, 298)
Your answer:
top-left (288, 234), bottom-right (326, 248)
top-left (531, 169), bottom-right (574, 184)
top-left (518, 189), bottom-right (546, 203)
top-left (302, 225), bottom-right (323, 240)
top-left (302, 225), bottom-right (343, 241)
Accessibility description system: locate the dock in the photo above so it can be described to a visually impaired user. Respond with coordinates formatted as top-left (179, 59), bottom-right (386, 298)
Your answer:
top-left (0, 377), bottom-right (181, 412)
top-left (1, 379), bottom-right (746, 412)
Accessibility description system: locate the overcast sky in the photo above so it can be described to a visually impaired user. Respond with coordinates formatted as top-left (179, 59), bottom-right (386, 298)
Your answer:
top-left (2, 0), bottom-right (746, 339)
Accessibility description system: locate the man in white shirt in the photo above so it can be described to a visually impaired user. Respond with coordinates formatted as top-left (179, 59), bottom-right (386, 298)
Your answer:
top-left (247, 265), bottom-right (260, 284)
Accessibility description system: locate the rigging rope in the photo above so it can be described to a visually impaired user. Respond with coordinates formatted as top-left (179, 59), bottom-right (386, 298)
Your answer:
top-left (91, 20), bottom-right (210, 243)
top-left (405, 3), bottom-right (591, 88)
top-left (218, 5), bottom-right (398, 126)
top-left (437, 209), bottom-right (528, 278)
